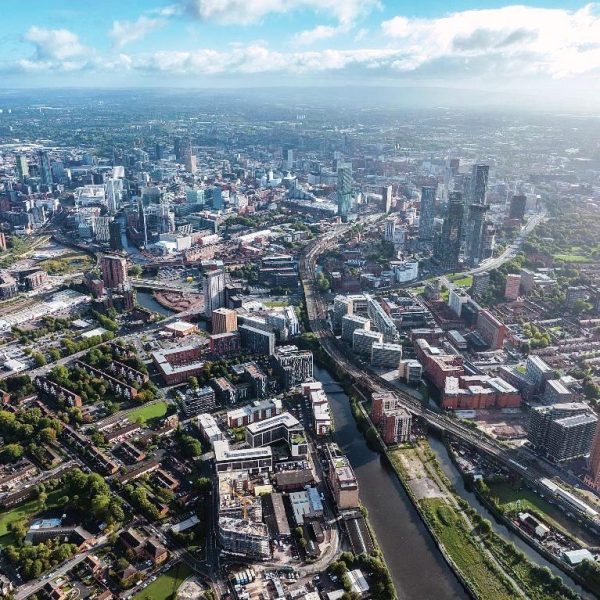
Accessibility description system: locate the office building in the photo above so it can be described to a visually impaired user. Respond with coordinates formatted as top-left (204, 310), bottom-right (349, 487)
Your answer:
top-left (419, 185), bottom-right (436, 241)
top-left (100, 254), bottom-right (128, 289)
top-left (212, 308), bottom-right (237, 334)
top-left (326, 443), bottom-right (359, 509)
top-left (509, 194), bottom-right (527, 221)
top-left (109, 221), bottom-right (123, 251)
top-left (371, 342), bottom-right (403, 369)
top-left (245, 413), bottom-right (307, 457)
top-left (448, 289), bottom-right (470, 317)
top-left (341, 314), bottom-right (370, 343)
top-left (353, 329), bottom-right (383, 357)
top-left (504, 274), bottom-right (521, 301)
top-left (203, 269), bottom-right (226, 316)
top-left (435, 193), bottom-right (464, 271)
top-left (239, 324), bottom-right (275, 356)
top-left (273, 345), bottom-right (313, 389)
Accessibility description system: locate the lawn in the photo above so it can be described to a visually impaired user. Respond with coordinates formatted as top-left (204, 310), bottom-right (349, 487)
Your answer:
top-left (133, 563), bottom-right (193, 600)
top-left (127, 400), bottom-right (168, 424)
top-left (263, 300), bottom-right (289, 308)
top-left (0, 489), bottom-right (63, 547)
top-left (419, 498), bottom-right (514, 600)
top-left (450, 275), bottom-right (473, 287)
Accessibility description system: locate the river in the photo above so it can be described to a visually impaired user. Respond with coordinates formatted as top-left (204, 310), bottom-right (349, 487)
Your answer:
top-left (428, 437), bottom-right (592, 599)
top-left (315, 365), bottom-right (467, 599)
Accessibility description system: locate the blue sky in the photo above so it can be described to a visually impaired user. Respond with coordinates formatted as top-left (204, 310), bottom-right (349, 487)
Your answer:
top-left (1, 0), bottom-right (599, 94)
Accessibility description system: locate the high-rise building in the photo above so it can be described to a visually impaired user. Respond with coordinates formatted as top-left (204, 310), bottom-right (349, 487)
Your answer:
top-left (528, 403), bottom-right (597, 462)
top-left (100, 254), bottom-right (128, 289)
top-left (504, 274), bottom-right (521, 300)
top-left (587, 427), bottom-right (600, 490)
top-left (509, 194), bottom-right (527, 221)
top-left (212, 186), bottom-right (223, 210)
top-left (471, 271), bottom-right (490, 298)
top-left (109, 221), bottom-right (123, 252)
top-left (273, 345), bottom-right (314, 389)
top-left (381, 185), bottom-right (392, 214)
top-left (337, 165), bottom-right (352, 219)
top-left (15, 155), bottom-right (29, 181)
top-left (37, 150), bottom-right (53, 187)
top-left (105, 179), bottom-right (121, 213)
top-left (203, 269), bottom-right (226, 316)
top-left (435, 192), bottom-right (464, 271)
top-left (469, 164), bottom-right (489, 205)
top-left (419, 186), bottom-right (436, 241)
top-left (212, 308), bottom-right (237, 334)
top-left (466, 203), bottom-right (488, 266)
top-left (476, 309), bottom-right (506, 350)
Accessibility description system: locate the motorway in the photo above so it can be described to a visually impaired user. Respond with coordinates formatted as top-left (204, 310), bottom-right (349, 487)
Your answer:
top-left (299, 214), bottom-right (600, 529)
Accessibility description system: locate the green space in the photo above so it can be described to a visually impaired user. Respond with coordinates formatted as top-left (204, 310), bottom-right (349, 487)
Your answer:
top-left (553, 254), bottom-right (592, 263)
top-left (132, 562), bottom-right (193, 600)
top-left (127, 400), bottom-right (168, 424)
top-left (488, 482), bottom-right (577, 540)
top-left (38, 253), bottom-right (94, 275)
top-left (419, 497), bottom-right (514, 600)
top-left (0, 489), bottom-right (63, 548)
top-left (450, 275), bottom-right (473, 287)
top-left (263, 300), bottom-right (289, 308)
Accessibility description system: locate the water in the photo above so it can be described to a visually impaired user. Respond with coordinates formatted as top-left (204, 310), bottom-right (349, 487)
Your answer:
top-left (428, 437), bottom-right (592, 599)
top-left (314, 365), bottom-right (467, 600)
top-left (136, 290), bottom-right (174, 316)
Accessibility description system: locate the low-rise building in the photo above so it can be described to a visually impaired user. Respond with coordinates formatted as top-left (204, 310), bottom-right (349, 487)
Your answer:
top-left (245, 412), bottom-right (307, 457)
top-left (326, 443), bottom-right (359, 509)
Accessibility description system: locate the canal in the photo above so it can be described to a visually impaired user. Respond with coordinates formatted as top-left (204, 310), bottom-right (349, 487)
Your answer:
top-left (428, 437), bottom-right (592, 599)
top-left (315, 365), bottom-right (467, 599)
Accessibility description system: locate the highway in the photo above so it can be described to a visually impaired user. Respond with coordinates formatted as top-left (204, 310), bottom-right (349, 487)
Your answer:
top-left (299, 215), bottom-right (600, 529)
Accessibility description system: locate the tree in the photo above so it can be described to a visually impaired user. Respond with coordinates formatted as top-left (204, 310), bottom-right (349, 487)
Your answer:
top-left (31, 352), bottom-right (47, 366)
top-left (196, 477), bottom-right (212, 491)
top-left (180, 434), bottom-right (202, 458)
top-left (0, 443), bottom-right (24, 463)
top-left (128, 265), bottom-right (143, 277)
top-left (188, 376), bottom-right (199, 390)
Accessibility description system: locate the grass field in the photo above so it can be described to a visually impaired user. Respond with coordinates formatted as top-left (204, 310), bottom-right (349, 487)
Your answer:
top-left (38, 253), bottom-right (95, 275)
top-left (0, 489), bottom-right (63, 547)
top-left (419, 498), bottom-right (514, 600)
top-left (133, 563), bottom-right (193, 600)
top-left (450, 275), bottom-right (474, 287)
top-left (127, 400), bottom-right (169, 424)
top-left (263, 300), bottom-right (289, 308)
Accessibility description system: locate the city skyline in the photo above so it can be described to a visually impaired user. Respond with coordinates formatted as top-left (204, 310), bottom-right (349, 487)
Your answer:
top-left (1, 0), bottom-right (600, 107)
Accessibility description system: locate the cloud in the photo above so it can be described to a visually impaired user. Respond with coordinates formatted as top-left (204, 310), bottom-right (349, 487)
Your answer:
top-left (24, 26), bottom-right (88, 61)
top-left (109, 16), bottom-right (166, 48)
top-left (184, 0), bottom-right (379, 26)
top-left (381, 4), bottom-right (600, 78)
top-left (294, 25), bottom-right (345, 46)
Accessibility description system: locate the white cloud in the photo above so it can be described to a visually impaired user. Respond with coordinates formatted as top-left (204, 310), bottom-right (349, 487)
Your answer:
top-left (184, 0), bottom-right (379, 26)
top-left (381, 4), bottom-right (600, 78)
top-left (24, 26), bottom-right (88, 61)
top-left (109, 16), bottom-right (166, 48)
top-left (294, 25), bottom-right (345, 46)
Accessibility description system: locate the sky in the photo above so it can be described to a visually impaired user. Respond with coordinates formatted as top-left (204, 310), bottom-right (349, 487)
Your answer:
top-left (1, 0), bottom-right (600, 102)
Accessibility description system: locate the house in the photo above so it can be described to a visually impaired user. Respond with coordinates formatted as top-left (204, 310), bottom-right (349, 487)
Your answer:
top-left (145, 538), bottom-right (169, 565)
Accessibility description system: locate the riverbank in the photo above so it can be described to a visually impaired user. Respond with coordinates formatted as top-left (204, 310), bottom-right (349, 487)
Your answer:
top-left (314, 365), bottom-right (467, 599)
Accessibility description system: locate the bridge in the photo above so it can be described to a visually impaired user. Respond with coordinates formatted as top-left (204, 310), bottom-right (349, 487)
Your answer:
top-left (299, 217), bottom-right (600, 530)
top-left (130, 278), bottom-right (200, 292)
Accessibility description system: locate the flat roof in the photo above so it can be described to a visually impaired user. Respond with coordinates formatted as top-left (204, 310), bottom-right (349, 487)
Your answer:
top-left (246, 411), bottom-right (300, 434)
top-left (214, 440), bottom-right (273, 462)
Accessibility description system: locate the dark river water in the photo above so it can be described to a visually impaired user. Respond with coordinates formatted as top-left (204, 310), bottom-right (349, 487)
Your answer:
top-left (315, 365), bottom-right (467, 600)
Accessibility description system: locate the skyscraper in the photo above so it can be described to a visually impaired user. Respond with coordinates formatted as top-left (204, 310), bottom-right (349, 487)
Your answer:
top-left (509, 194), bottom-right (527, 221)
top-left (109, 221), bottom-right (123, 252)
top-left (203, 269), bottom-right (226, 316)
top-left (466, 203), bottom-right (488, 266)
top-left (212, 186), bottom-right (223, 210)
top-left (15, 155), bottom-right (29, 182)
top-left (419, 185), bottom-right (436, 241)
top-left (337, 165), bottom-right (353, 220)
top-left (435, 192), bottom-right (464, 271)
top-left (469, 164), bottom-right (489, 205)
top-left (37, 150), bottom-right (53, 187)
top-left (381, 185), bottom-right (392, 214)
top-left (100, 254), bottom-right (128, 289)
